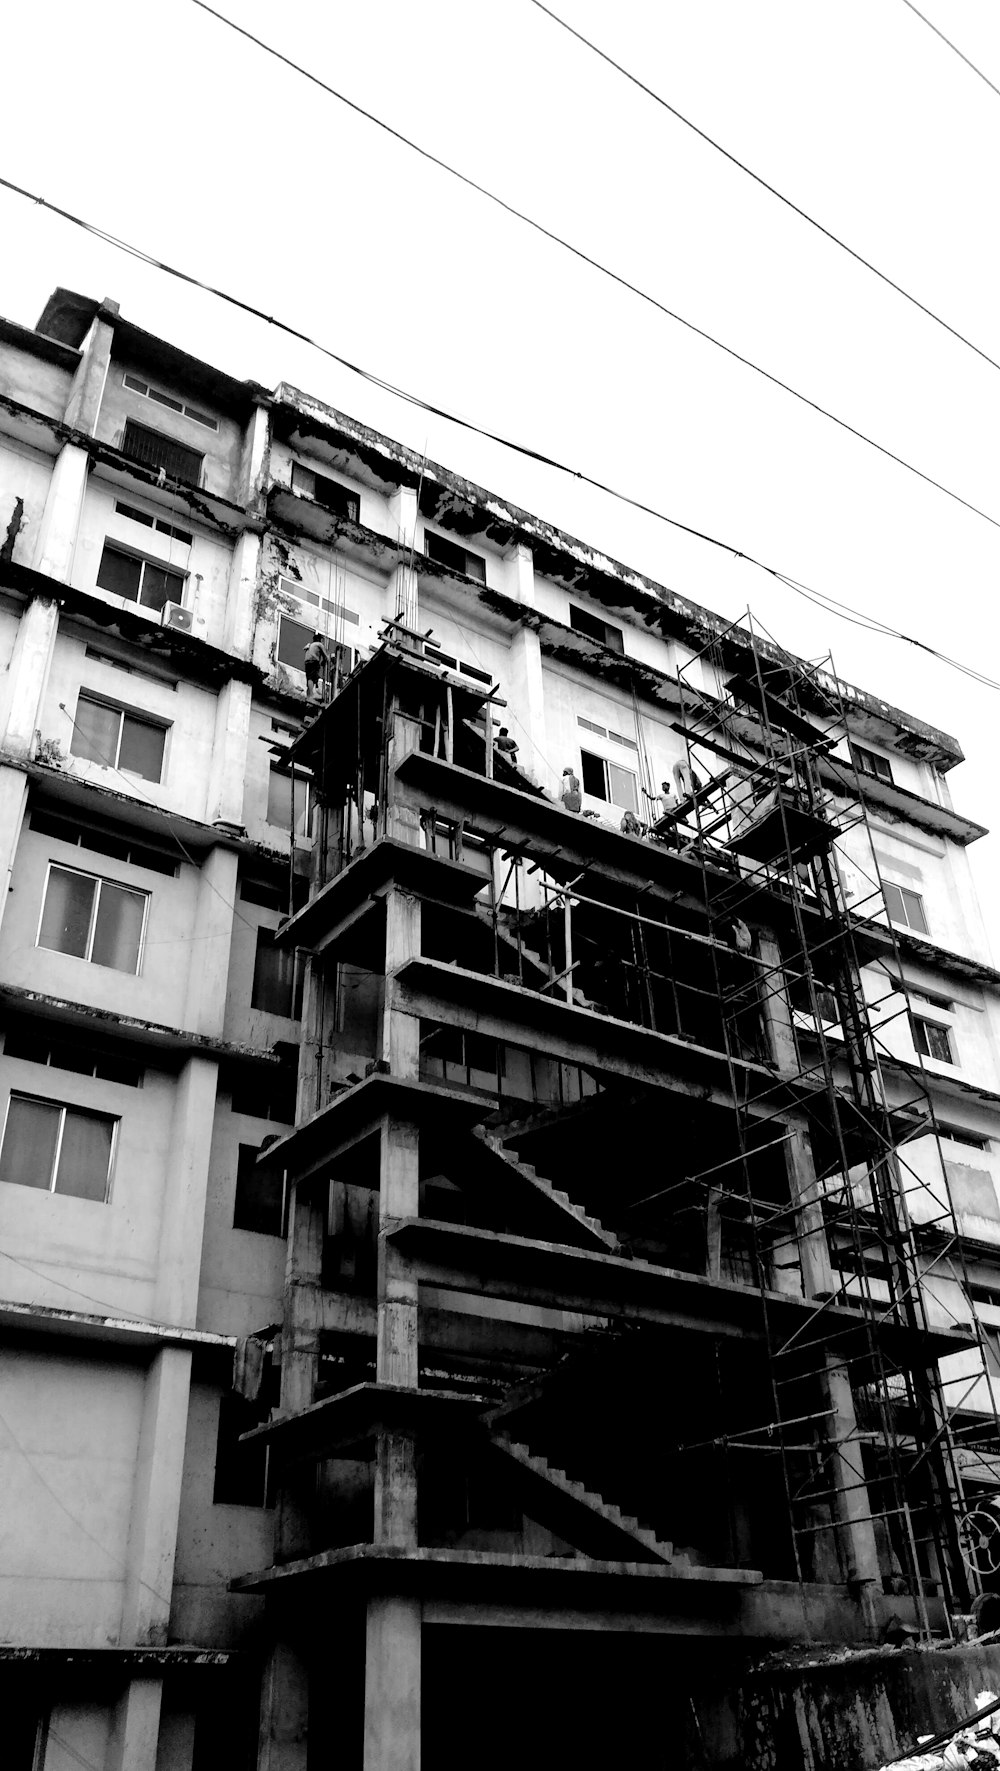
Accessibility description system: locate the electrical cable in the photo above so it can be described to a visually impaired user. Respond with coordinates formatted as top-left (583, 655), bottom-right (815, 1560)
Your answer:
top-left (898, 0), bottom-right (1000, 102)
top-left (0, 175), bottom-right (996, 692)
top-left (530, 0), bottom-right (1000, 377)
top-left (163, 3), bottom-right (1000, 535)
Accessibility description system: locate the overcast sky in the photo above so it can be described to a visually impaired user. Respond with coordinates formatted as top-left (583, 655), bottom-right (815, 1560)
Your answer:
top-left (1, 0), bottom-right (998, 945)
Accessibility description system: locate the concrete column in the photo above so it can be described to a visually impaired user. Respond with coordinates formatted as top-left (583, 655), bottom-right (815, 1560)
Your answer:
top-left (388, 486), bottom-right (419, 631)
top-left (365, 886), bottom-right (421, 1770)
top-left (363, 1595), bottom-right (421, 1771)
top-left (63, 300), bottom-right (118, 436)
top-left (120, 1347), bottom-right (193, 1645)
top-left (155, 1055), bottom-right (219, 1327)
top-left (0, 766), bottom-right (28, 938)
top-left (0, 592), bottom-right (60, 760)
top-left (238, 401), bottom-right (272, 515)
top-left (258, 1639), bottom-right (310, 1771)
top-left (505, 545), bottom-right (549, 788)
top-left (32, 442), bottom-right (89, 582)
top-left (821, 1354), bottom-right (881, 1622)
top-left (225, 531), bottom-right (261, 659)
top-left (181, 848), bottom-right (240, 1039)
top-left (205, 679), bottom-right (252, 829)
top-left (106, 1679), bottom-right (163, 1771)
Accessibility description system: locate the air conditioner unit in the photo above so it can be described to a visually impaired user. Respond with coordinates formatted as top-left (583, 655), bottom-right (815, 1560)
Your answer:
top-left (161, 602), bottom-right (193, 633)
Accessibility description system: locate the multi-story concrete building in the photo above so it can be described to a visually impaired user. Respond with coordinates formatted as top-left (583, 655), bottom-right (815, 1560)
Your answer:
top-left (2, 285), bottom-right (1000, 1770)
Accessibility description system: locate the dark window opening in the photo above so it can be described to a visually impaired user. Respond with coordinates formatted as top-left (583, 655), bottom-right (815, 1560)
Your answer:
top-left (939, 1124), bottom-right (990, 1150)
top-left (212, 1392), bottom-right (272, 1507)
top-left (233, 1142), bottom-right (286, 1237)
top-left (569, 603), bottom-right (625, 654)
top-left (3, 1024), bottom-right (143, 1087)
top-left (96, 542), bottom-right (185, 613)
top-left (424, 530), bottom-right (487, 583)
top-left (226, 1062), bottom-right (298, 1124)
top-left (290, 463), bottom-right (360, 522)
top-left (121, 418), bottom-right (203, 484)
top-left (29, 807), bottom-right (177, 876)
top-left (851, 743), bottom-right (894, 784)
top-left (266, 768), bottom-right (313, 837)
top-left (251, 929), bottom-right (303, 1019)
top-left (911, 1015), bottom-right (955, 1065)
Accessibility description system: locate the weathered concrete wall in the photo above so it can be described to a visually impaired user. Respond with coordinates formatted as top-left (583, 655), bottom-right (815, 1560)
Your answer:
top-left (727, 1641), bottom-right (1000, 1771)
top-left (95, 360), bottom-right (244, 502)
top-left (168, 1380), bottom-right (270, 1649)
top-left (0, 342), bottom-right (74, 420)
top-left (75, 479), bottom-right (234, 651)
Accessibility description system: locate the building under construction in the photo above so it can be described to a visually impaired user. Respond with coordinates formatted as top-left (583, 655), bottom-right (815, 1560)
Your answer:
top-left (1, 287), bottom-right (1000, 1770)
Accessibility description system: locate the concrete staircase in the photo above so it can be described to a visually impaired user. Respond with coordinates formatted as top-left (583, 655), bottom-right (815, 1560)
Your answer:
top-left (469, 1124), bottom-right (618, 1253)
top-left (489, 1429), bottom-right (673, 1564)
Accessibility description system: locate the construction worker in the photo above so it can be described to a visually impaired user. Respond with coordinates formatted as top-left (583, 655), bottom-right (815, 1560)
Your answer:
top-left (303, 632), bottom-right (330, 702)
top-left (495, 726), bottom-right (519, 765)
top-left (560, 767), bottom-right (582, 813)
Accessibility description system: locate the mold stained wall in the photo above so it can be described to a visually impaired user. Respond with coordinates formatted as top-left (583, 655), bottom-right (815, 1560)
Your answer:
top-left (74, 478), bottom-right (235, 650)
top-left (0, 1045), bottom-right (179, 1315)
top-left (0, 1346), bottom-right (145, 1645)
top-left (0, 445), bottom-right (56, 566)
top-left (541, 657), bottom-right (686, 804)
top-left (95, 362), bottom-right (243, 501)
top-left (269, 437), bottom-right (392, 535)
top-left (253, 535), bottom-right (389, 682)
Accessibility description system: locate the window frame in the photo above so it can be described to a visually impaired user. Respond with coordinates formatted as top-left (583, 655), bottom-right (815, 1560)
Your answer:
top-left (122, 371), bottom-right (220, 431)
top-left (910, 1013), bottom-right (956, 1066)
top-left (120, 417), bottom-right (205, 485)
top-left (579, 747), bottom-right (639, 815)
top-left (72, 691), bottom-right (168, 783)
top-left (423, 529), bottom-right (487, 584)
top-left (851, 743), bottom-right (894, 784)
top-left (250, 926), bottom-right (303, 1020)
top-left (883, 880), bottom-right (929, 935)
top-left (233, 1141), bottom-right (288, 1238)
top-left (96, 541), bottom-right (187, 613)
top-left (569, 603), bottom-right (625, 655)
top-left (36, 861), bottom-right (150, 975)
top-left (0, 1090), bottom-right (118, 1202)
top-left (266, 766), bottom-right (313, 838)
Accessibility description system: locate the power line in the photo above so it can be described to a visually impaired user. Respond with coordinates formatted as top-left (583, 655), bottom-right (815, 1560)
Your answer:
top-left (179, 2), bottom-right (1000, 536)
top-left (1, 172), bottom-right (997, 695)
top-left (898, 0), bottom-right (1000, 102)
top-left (530, 0), bottom-right (1000, 378)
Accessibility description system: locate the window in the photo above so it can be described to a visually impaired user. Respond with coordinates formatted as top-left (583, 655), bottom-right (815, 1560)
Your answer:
top-left (290, 464), bottom-right (360, 522)
top-left (115, 501), bottom-right (193, 545)
top-left (0, 1093), bottom-right (116, 1201)
top-left (278, 578), bottom-right (359, 626)
top-left (421, 1023), bottom-right (504, 1085)
top-left (121, 418), bottom-right (204, 483)
top-left (939, 1124), bottom-right (991, 1151)
top-left (266, 768), bottom-right (313, 837)
top-left (424, 530), bottom-right (487, 584)
top-left (227, 1063), bottom-right (298, 1123)
top-left (122, 373), bottom-right (219, 430)
top-left (884, 881), bottom-right (929, 935)
top-left (576, 715), bottom-right (638, 751)
top-left (251, 929), bottom-right (302, 1019)
top-left (96, 542), bottom-right (185, 614)
top-left (422, 640), bottom-right (491, 685)
top-left (84, 645), bottom-right (178, 689)
top-left (851, 744), bottom-right (894, 784)
top-left (569, 604), bottom-right (625, 655)
top-left (233, 1142), bottom-right (286, 1237)
top-left (71, 693), bottom-right (167, 783)
top-left (29, 807), bottom-right (177, 876)
top-left (3, 1024), bottom-right (143, 1087)
top-left (911, 1015), bottom-right (955, 1064)
top-left (579, 749), bottom-right (638, 814)
top-left (37, 865), bottom-right (147, 974)
top-left (212, 1393), bottom-right (271, 1506)
top-left (276, 613), bottom-right (353, 680)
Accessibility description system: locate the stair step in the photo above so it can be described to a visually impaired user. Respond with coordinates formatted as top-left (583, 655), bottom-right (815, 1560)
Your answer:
top-left (470, 1126), bottom-right (618, 1251)
top-left (491, 1435), bottom-right (672, 1563)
